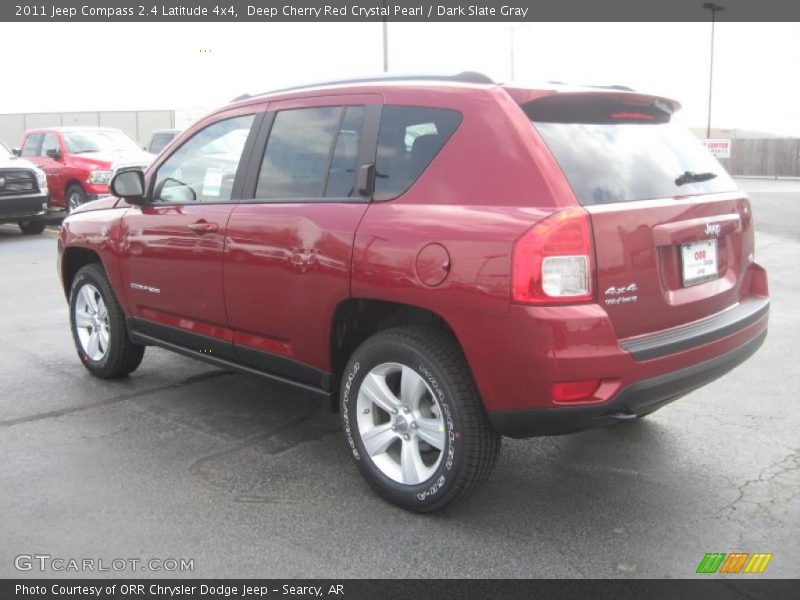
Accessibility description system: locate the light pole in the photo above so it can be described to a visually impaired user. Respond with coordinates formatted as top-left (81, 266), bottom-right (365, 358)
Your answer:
top-left (703, 2), bottom-right (725, 138)
top-left (382, 0), bottom-right (388, 72)
top-left (509, 26), bottom-right (515, 80)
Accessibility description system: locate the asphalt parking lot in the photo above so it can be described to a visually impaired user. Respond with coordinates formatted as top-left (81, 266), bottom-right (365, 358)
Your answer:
top-left (1, 178), bottom-right (798, 579)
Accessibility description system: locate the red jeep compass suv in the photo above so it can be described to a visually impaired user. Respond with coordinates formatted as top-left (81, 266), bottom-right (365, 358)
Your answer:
top-left (58, 73), bottom-right (769, 512)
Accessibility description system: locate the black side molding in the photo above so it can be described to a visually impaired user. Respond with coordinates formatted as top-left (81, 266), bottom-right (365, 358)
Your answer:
top-left (127, 318), bottom-right (332, 398)
top-left (620, 297), bottom-right (769, 361)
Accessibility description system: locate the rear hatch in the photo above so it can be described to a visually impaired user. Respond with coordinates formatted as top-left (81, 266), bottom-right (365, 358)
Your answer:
top-left (524, 92), bottom-right (754, 339)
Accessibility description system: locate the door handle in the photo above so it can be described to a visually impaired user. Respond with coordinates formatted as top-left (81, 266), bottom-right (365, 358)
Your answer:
top-left (188, 220), bottom-right (219, 234)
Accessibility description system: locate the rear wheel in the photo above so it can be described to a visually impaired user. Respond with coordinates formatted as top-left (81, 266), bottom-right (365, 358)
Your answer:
top-left (69, 263), bottom-right (144, 378)
top-left (340, 326), bottom-right (500, 512)
top-left (18, 220), bottom-right (46, 235)
top-left (66, 184), bottom-right (86, 214)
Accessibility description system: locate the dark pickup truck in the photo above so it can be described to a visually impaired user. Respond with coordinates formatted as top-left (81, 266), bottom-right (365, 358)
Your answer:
top-left (0, 140), bottom-right (49, 234)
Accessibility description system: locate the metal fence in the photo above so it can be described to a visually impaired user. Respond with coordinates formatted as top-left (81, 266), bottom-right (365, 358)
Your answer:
top-left (719, 138), bottom-right (800, 178)
top-left (0, 110), bottom-right (175, 148)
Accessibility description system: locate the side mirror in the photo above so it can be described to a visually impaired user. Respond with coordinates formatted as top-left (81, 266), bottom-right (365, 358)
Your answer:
top-left (12, 148), bottom-right (21, 157)
top-left (45, 148), bottom-right (61, 160)
top-left (109, 168), bottom-right (147, 205)
top-left (157, 178), bottom-right (197, 204)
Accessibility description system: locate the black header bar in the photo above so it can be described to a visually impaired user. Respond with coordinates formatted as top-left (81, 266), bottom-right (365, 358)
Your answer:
top-left (3, 0), bottom-right (800, 22)
top-left (3, 579), bottom-right (800, 600)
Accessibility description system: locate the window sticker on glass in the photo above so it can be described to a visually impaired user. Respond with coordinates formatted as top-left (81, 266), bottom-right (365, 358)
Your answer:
top-left (203, 168), bottom-right (224, 197)
top-left (153, 114), bottom-right (254, 204)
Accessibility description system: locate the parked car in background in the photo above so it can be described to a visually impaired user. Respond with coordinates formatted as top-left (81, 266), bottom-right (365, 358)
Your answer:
top-left (16, 127), bottom-right (153, 213)
top-left (0, 140), bottom-right (49, 234)
top-left (58, 73), bottom-right (769, 512)
top-left (145, 129), bottom-right (181, 155)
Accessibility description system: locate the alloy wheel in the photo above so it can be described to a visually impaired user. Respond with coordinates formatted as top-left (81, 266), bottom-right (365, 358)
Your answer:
top-left (74, 283), bottom-right (110, 361)
top-left (68, 191), bottom-right (82, 212)
top-left (356, 362), bottom-right (446, 485)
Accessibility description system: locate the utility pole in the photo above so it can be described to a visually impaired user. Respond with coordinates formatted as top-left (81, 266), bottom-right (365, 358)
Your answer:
top-left (509, 26), bottom-right (515, 80)
top-left (382, 0), bottom-right (388, 72)
top-left (703, 2), bottom-right (725, 138)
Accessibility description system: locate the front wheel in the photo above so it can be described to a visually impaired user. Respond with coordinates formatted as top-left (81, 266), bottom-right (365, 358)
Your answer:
top-left (340, 326), bottom-right (500, 512)
top-left (18, 220), bottom-right (46, 235)
top-left (69, 263), bottom-right (145, 378)
top-left (66, 184), bottom-right (87, 214)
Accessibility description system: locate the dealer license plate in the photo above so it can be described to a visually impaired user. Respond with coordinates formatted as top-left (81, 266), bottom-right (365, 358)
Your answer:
top-left (681, 240), bottom-right (718, 287)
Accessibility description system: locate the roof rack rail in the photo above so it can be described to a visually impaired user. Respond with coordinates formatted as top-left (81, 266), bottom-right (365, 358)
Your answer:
top-left (236, 71), bottom-right (495, 102)
top-left (588, 84), bottom-right (635, 92)
top-left (545, 81), bottom-right (635, 92)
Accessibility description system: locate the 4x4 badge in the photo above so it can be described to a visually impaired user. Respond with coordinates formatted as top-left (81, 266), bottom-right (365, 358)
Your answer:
top-left (605, 283), bottom-right (638, 296)
top-left (605, 283), bottom-right (638, 306)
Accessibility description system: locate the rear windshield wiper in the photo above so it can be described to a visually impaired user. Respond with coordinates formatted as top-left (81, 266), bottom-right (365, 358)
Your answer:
top-left (675, 171), bottom-right (718, 186)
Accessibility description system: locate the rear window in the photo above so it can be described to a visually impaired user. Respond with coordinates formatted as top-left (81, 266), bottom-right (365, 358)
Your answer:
top-left (526, 94), bottom-right (737, 205)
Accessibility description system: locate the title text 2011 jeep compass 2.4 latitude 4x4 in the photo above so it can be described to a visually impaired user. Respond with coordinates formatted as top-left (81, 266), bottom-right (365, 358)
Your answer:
top-left (58, 73), bottom-right (769, 512)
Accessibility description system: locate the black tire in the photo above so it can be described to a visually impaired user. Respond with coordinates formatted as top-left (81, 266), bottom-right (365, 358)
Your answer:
top-left (18, 220), bottom-right (46, 235)
top-left (340, 326), bottom-right (500, 513)
top-left (66, 184), bottom-right (87, 214)
top-left (69, 263), bottom-right (145, 378)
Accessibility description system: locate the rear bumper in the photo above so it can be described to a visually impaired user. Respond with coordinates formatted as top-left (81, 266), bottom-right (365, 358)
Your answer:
top-left (619, 296), bottom-right (769, 360)
top-left (489, 328), bottom-right (767, 437)
top-left (453, 262), bottom-right (770, 438)
top-left (0, 193), bottom-right (49, 222)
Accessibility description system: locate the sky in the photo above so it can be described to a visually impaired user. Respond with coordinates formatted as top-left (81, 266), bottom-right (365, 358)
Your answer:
top-left (1, 21), bottom-right (798, 136)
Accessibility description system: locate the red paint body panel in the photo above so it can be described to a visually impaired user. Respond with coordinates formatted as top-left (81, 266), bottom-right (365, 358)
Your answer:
top-left (225, 202), bottom-right (369, 370)
top-left (59, 207), bottom-right (129, 311)
top-left (119, 203), bottom-right (234, 329)
top-left (587, 193), bottom-right (753, 339)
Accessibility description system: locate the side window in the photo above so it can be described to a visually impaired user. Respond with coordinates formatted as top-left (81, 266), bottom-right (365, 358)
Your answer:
top-left (21, 133), bottom-right (43, 157)
top-left (256, 107), bottom-right (342, 200)
top-left (374, 106), bottom-right (462, 201)
top-left (325, 106), bottom-right (365, 198)
top-left (153, 115), bottom-right (254, 204)
top-left (41, 134), bottom-right (60, 157)
top-left (148, 133), bottom-right (172, 154)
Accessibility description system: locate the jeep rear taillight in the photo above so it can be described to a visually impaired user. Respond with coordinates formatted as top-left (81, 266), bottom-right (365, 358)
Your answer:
top-left (512, 208), bottom-right (595, 304)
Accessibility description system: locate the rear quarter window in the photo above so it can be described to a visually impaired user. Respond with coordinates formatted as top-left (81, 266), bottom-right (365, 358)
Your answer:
top-left (525, 94), bottom-right (737, 205)
top-left (374, 106), bottom-right (462, 201)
